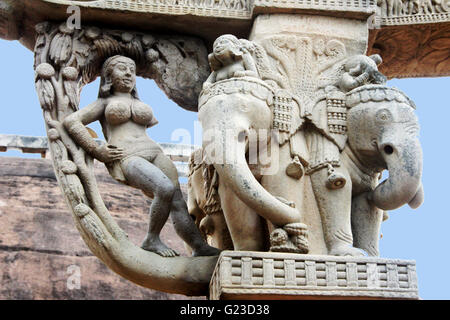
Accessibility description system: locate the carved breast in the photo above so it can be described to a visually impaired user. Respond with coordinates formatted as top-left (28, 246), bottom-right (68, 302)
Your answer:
top-left (132, 100), bottom-right (154, 126)
top-left (105, 101), bottom-right (131, 125)
top-left (105, 99), bottom-right (155, 127)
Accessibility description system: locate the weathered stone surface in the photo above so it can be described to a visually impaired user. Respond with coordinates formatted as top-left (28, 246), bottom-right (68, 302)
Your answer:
top-left (0, 156), bottom-right (200, 299)
top-left (210, 251), bottom-right (419, 300)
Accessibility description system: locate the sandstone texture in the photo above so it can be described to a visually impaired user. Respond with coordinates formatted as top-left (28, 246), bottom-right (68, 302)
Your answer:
top-left (0, 156), bottom-right (199, 300)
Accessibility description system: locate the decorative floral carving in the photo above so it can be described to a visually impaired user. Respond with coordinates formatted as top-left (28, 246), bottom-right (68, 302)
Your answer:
top-left (368, 24), bottom-right (450, 78)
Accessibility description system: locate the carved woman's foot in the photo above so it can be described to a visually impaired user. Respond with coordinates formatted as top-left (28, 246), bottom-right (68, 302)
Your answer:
top-left (329, 245), bottom-right (366, 257)
top-left (191, 243), bottom-right (222, 257)
top-left (141, 235), bottom-right (179, 257)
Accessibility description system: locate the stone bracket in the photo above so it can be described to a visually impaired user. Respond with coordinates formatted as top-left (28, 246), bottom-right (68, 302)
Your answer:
top-left (210, 251), bottom-right (419, 300)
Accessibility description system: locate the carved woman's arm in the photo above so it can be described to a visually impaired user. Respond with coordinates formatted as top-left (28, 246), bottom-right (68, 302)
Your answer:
top-left (63, 99), bottom-right (124, 163)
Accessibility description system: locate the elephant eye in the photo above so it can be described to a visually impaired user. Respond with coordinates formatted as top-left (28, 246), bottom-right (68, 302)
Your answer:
top-left (376, 109), bottom-right (392, 122)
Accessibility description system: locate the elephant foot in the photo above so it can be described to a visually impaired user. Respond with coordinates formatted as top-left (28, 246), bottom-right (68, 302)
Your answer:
top-left (328, 244), bottom-right (366, 257)
top-left (142, 236), bottom-right (179, 257)
top-left (286, 156), bottom-right (304, 180)
top-left (326, 164), bottom-right (346, 190)
top-left (269, 223), bottom-right (309, 254)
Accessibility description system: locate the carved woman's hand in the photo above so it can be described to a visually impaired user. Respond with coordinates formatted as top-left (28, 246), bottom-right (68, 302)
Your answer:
top-left (94, 144), bottom-right (124, 163)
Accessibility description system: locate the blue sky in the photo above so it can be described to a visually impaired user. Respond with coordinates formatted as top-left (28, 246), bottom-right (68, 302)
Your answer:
top-left (1, 39), bottom-right (449, 300)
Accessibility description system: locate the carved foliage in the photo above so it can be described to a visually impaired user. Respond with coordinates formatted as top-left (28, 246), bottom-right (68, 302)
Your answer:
top-left (35, 22), bottom-right (209, 113)
top-left (369, 24), bottom-right (450, 78)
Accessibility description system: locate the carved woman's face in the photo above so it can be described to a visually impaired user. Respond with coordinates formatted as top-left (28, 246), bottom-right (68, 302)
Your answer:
top-left (110, 58), bottom-right (136, 93)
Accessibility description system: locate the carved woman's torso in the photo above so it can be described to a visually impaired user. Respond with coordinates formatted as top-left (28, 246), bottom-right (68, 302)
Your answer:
top-left (103, 96), bottom-right (159, 151)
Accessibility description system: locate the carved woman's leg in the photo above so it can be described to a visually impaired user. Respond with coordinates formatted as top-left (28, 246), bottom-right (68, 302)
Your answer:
top-left (152, 153), bottom-right (221, 256)
top-left (121, 156), bottom-right (177, 257)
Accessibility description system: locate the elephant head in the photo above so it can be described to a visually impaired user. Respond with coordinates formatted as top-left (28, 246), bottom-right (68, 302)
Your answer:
top-left (346, 84), bottom-right (424, 211)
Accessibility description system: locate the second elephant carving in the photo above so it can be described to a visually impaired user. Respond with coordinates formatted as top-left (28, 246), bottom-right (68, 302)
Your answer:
top-left (187, 35), bottom-right (424, 257)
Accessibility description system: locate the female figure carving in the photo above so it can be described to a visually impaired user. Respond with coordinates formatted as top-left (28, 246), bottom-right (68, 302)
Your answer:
top-left (64, 55), bottom-right (220, 257)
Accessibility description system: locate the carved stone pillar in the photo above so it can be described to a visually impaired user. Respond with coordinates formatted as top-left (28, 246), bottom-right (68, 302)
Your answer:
top-left (247, 14), bottom-right (370, 255)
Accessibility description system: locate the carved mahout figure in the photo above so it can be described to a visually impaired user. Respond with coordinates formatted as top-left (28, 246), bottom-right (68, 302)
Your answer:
top-left (203, 34), bottom-right (259, 87)
top-left (63, 55), bottom-right (220, 257)
top-left (339, 54), bottom-right (387, 92)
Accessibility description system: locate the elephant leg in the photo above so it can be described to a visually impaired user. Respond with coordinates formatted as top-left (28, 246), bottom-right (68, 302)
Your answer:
top-left (218, 182), bottom-right (268, 251)
top-left (351, 192), bottom-right (383, 257)
top-left (310, 165), bottom-right (364, 256)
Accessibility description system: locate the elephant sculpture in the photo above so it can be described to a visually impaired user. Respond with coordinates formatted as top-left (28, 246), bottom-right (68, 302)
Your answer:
top-left (189, 35), bottom-right (424, 257)
top-left (309, 84), bottom-right (424, 257)
top-left (195, 35), bottom-right (309, 253)
top-left (344, 84), bottom-right (424, 255)
top-left (191, 83), bottom-right (424, 257)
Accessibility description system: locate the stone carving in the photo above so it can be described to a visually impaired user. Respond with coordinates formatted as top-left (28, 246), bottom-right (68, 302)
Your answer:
top-left (189, 22), bottom-right (424, 259)
top-left (63, 55), bottom-right (219, 257)
top-left (187, 149), bottom-right (234, 251)
top-left (2, 1), bottom-right (449, 80)
top-left (34, 21), bottom-right (222, 296)
top-left (34, 22), bottom-right (209, 112)
top-left (20, 0), bottom-right (448, 31)
top-left (338, 54), bottom-right (387, 92)
top-left (379, 0), bottom-right (449, 18)
top-left (203, 35), bottom-right (259, 87)
top-left (368, 24), bottom-right (450, 78)
top-left (7, 0), bottom-right (430, 300)
top-left (210, 251), bottom-right (419, 300)
top-left (44, 0), bottom-right (252, 19)
top-left (197, 34), bottom-right (310, 254)
top-left (326, 84), bottom-right (423, 257)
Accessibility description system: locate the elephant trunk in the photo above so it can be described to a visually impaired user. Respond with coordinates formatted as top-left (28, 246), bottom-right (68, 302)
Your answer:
top-left (212, 139), bottom-right (301, 227)
top-left (371, 137), bottom-right (423, 211)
